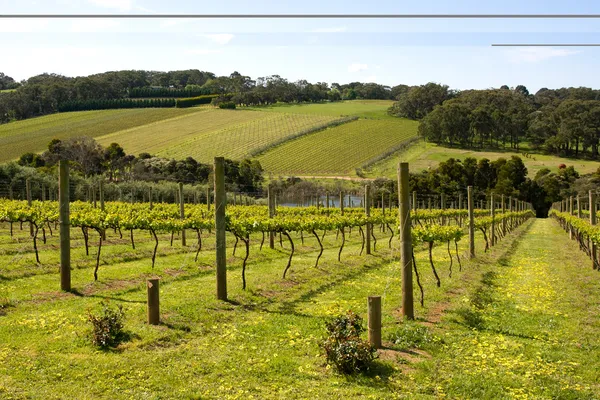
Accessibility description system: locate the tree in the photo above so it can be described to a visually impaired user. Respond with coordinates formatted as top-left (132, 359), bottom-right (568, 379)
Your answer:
top-left (388, 82), bottom-right (453, 120)
top-left (104, 143), bottom-right (126, 181)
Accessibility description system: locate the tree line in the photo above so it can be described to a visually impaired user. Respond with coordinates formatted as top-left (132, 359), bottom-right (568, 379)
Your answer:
top-left (389, 83), bottom-right (600, 158)
top-left (7, 137), bottom-right (264, 196)
top-left (0, 69), bottom-right (400, 124)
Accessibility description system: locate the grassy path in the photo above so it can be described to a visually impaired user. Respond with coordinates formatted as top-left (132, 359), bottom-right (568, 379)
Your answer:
top-left (408, 218), bottom-right (600, 399)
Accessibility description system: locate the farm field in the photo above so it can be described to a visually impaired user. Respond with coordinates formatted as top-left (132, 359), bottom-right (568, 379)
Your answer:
top-left (257, 118), bottom-right (419, 175)
top-left (0, 108), bottom-right (200, 163)
top-left (365, 141), bottom-right (600, 178)
top-left (0, 200), bottom-right (598, 398)
top-left (248, 100), bottom-right (395, 119)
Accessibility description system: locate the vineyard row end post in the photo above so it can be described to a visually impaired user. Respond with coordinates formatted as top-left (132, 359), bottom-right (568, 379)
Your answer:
top-left (214, 157), bottom-right (227, 301)
top-left (59, 160), bottom-right (71, 292)
top-left (468, 186), bottom-right (475, 259)
top-left (398, 162), bottom-right (414, 320)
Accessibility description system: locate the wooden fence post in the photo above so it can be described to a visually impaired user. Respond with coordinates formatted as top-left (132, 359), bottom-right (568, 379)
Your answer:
top-left (26, 178), bottom-right (33, 237)
top-left (577, 195), bottom-right (581, 218)
top-left (214, 157), bottom-right (227, 300)
top-left (147, 278), bottom-right (160, 325)
top-left (398, 162), bottom-right (414, 319)
top-left (179, 182), bottom-right (186, 247)
top-left (590, 191), bottom-right (597, 270)
top-left (59, 160), bottom-right (71, 292)
top-left (268, 185), bottom-right (275, 249)
top-left (368, 296), bottom-right (382, 349)
top-left (490, 194), bottom-right (495, 246)
top-left (412, 191), bottom-right (417, 211)
top-left (468, 186), bottom-right (475, 259)
top-left (340, 191), bottom-right (344, 215)
top-left (99, 180), bottom-right (105, 212)
top-left (365, 185), bottom-right (371, 255)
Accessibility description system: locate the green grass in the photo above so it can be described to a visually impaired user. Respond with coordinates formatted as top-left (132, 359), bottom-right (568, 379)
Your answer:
top-left (257, 118), bottom-right (419, 175)
top-left (366, 141), bottom-right (600, 178)
top-left (248, 100), bottom-right (395, 119)
top-left (403, 218), bottom-right (600, 398)
top-left (0, 109), bottom-right (200, 163)
top-left (0, 206), bottom-right (499, 399)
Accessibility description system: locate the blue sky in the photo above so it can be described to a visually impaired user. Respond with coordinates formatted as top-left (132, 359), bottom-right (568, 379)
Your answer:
top-left (1, 0), bottom-right (599, 92)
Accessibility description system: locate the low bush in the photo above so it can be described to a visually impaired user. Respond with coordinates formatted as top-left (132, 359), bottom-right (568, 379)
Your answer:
top-left (87, 301), bottom-right (126, 349)
top-left (321, 310), bottom-right (377, 374)
top-left (218, 102), bottom-right (236, 110)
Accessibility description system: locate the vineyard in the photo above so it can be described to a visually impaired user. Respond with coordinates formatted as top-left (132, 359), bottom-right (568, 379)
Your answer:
top-left (0, 108), bottom-right (199, 163)
top-left (257, 119), bottom-right (419, 175)
top-left (2, 162), bottom-right (600, 398)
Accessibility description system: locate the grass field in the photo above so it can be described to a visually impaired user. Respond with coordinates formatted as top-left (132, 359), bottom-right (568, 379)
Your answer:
top-left (249, 100), bottom-right (395, 119)
top-left (0, 109), bottom-right (200, 163)
top-left (1, 211), bottom-right (598, 398)
top-left (365, 141), bottom-right (600, 178)
top-left (257, 118), bottom-right (419, 175)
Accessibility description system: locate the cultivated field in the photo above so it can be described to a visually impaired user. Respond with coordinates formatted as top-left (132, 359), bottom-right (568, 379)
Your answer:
top-left (365, 141), bottom-right (600, 177)
top-left (0, 108), bottom-right (199, 163)
top-left (249, 100), bottom-right (395, 119)
top-left (257, 118), bottom-right (419, 175)
top-left (109, 110), bottom-right (342, 162)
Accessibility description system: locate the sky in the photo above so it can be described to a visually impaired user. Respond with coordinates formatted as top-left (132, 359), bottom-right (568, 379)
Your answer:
top-left (1, 0), bottom-right (600, 92)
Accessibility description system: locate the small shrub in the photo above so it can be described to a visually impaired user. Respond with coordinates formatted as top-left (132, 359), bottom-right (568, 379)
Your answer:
top-left (87, 301), bottom-right (126, 349)
top-left (218, 101), bottom-right (236, 110)
top-left (321, 310), bottom-right (377, 374)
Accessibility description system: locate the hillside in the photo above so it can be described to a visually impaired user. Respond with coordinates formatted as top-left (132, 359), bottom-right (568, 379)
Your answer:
top-left (365, 141), bottom-right (600, 178)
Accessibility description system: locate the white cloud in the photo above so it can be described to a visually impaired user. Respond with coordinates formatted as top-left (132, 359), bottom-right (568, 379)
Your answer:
top-left (508, 47), bottom-right (581, 63)
top-left (88, 0), bottom-right (134, 11)
top-left (0, 19), bottom-right (49, 32)
top-left (186, 49), bottom-right (224, 55)
top-left (348, 63), bottom-right (368, 72)
top-left (311, 27), bottom-right (347, 33)
top-left (200, 34), bottom-right (235, 45)
top-left (69, 19), bottom-right (120, 32)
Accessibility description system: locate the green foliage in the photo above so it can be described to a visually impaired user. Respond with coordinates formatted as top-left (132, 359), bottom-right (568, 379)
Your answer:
top-left (389, 323), bottom-right (436, 350)
top-left (388, 82), bottom-right (453, 120)
top-left (321, 311), bottom-right (377, 374)
top-left (87, 301), bottom-right (126, 349)
top-left (128, 86), bottom-right (213, 98)
top-left (175, 95), bottom-right (219, 108)
top-left (58, 98), bottom-right (176, 112)
top-left (218, 101), bottom-right (237, 110)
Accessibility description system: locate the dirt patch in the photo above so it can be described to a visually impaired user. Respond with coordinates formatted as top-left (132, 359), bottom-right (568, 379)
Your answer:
top-left (377, 346), bottom-right (432, 374)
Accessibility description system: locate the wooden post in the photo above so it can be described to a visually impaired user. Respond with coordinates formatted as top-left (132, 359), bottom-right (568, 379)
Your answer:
top-left (501, 194), bottom-right (506, 235)
top-left (99, 180), bottom-right (105, 211)
top-left (26, 178), bottom-right (33, 237)
top-left (590, 191), bottom-right (597, 270)
top-left (214, 157), bottom-right (227, 300)
top-left (577, 195), bottom-right (581, 218)
top-left (147, 278), bottom-right (160, 325)
top-left (490, 194), bottom-right (495, 246)
top-left (458, 193), bottom-right (463, 210)
top-left (268, 185), bottom-right (275, 249)
top-left (569, 196), bottom-right (574, 239)
top-left (179, 182), bottom-right (186, 247)
top-left (149, 186), bottom-right (153, 210)
top-left (339, 191), bottom-right (344, 215)
top-left (368, 296), bottom-right (382, 349)
top-left (398, 163), bottom-right (414, 319)
top-left (468, 186), bottom-right (475, 259)
top-left (326, 191), bottom-right (330, 209)
top-left (412, 191), bottom-right (417, 211)
top-left (59, 160), bottom-right (71, 292)
top-left (206, 187), bottom-right (211, 210)
top-left (365, 185), bottom-right (371, 255)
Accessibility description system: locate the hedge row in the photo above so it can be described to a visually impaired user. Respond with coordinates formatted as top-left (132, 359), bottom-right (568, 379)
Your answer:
top-left (58, 98), bottom-right (176, 112)
top-left (175, 95), bottom-right (219, 108)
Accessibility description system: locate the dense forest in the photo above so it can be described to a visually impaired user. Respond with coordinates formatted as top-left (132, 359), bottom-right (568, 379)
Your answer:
top-left (0, 69), bottom-right (398, 124)
top-left (389, 82), bottom-right (600, 158)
